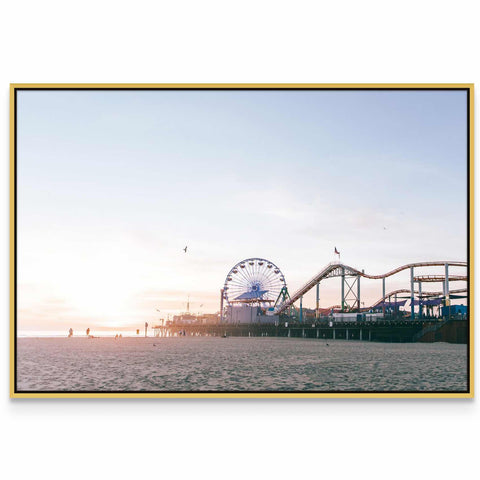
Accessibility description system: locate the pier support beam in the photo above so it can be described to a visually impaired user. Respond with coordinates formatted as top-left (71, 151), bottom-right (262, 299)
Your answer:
top-left (382, 277), bottom-right (386, 317)
top-left (445, 263), bottom-right (450, 306)
top-left (410, 267), bottom-right (415, 320)
top-left (299, 295), bottom-right (303, 323)
top-left (360, 329), bottom-right (363, 341)
top-left (342, 273), bottom-right (360, 312)
top-left (315, 283), bottom-right (320, 319)
top-left (333, 329), bottom-right (336, 340)
top-left (418, 281), bottom-right (422, 318)
top-left (357, 275), bottom-right (361, 311)
top-left (442, 276), bottom-right (446, 313)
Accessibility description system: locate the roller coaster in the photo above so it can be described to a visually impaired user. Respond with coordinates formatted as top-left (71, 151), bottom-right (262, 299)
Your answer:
top-left (370, 288), bottom-right (467, 308)
top-left (274, 261), bottom-right (468, 319)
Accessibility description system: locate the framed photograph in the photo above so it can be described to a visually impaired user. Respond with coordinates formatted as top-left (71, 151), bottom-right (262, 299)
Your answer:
top-left (10, 84), bottom-right (473, 398)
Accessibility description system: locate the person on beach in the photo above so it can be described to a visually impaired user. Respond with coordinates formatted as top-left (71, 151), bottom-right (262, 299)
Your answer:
top-left (68, 328), bottom-right (73, 337)
top-left (86, 328), bottom-right (90, 336)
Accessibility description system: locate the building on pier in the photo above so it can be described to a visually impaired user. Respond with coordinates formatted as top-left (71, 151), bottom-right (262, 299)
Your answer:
top-left (224, 305), bottom-right (279, 324)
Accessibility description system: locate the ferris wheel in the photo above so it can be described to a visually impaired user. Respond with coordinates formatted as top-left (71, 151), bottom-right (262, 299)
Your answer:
top-left (223, 258), bottom-right (287, 306)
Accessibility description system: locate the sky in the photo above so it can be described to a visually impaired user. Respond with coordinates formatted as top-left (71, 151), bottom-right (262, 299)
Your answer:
top-left (16, 89), bottom-right (468, 333)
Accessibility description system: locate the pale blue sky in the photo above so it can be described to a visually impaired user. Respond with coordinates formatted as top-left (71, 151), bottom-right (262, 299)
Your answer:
top-left (17, 89), bottom-right (468, 331)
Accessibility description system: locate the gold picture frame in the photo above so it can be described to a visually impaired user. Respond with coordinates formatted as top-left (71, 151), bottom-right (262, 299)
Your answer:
top-left (10, 84), bottom-right (474, 398)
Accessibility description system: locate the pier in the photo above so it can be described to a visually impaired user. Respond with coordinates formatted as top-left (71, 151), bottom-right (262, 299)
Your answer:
top-left (153, 317), bottom-right (467, 343)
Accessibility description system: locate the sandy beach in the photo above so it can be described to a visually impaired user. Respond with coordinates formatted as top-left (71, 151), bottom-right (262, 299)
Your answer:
top-left (16, 336), bottom-right (468, 392)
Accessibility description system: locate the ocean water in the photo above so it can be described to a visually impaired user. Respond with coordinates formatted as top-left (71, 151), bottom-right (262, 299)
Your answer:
top-left (16, 337), bottom-right (468, 392)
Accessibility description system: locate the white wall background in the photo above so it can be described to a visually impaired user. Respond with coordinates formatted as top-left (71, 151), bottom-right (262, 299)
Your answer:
top-left (1, 1), bottom-right (478, 479)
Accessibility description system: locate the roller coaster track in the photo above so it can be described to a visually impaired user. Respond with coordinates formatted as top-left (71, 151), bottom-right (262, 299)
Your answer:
top-left (413, 275), bottom-right (467, 282)
top-left (275, 261), bottom-right (467, 314)
top-left (370, 288), bottom-right (467, 308)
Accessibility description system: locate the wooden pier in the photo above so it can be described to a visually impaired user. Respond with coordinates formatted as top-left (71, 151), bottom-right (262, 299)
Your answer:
top-left (153, 318), bottom-right (467, 343)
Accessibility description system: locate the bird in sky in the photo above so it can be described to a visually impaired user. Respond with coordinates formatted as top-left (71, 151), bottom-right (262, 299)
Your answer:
top-left (183, 246), bottom-right (188, 253)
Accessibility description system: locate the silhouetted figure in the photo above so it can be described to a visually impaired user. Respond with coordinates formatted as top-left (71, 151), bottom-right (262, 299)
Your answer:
top-left (86, 328), bottom-right (90, 336)
top-left (183, 246), bottom-right (188, 253)
top-left (68, 328), bottom-right (73, 338)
